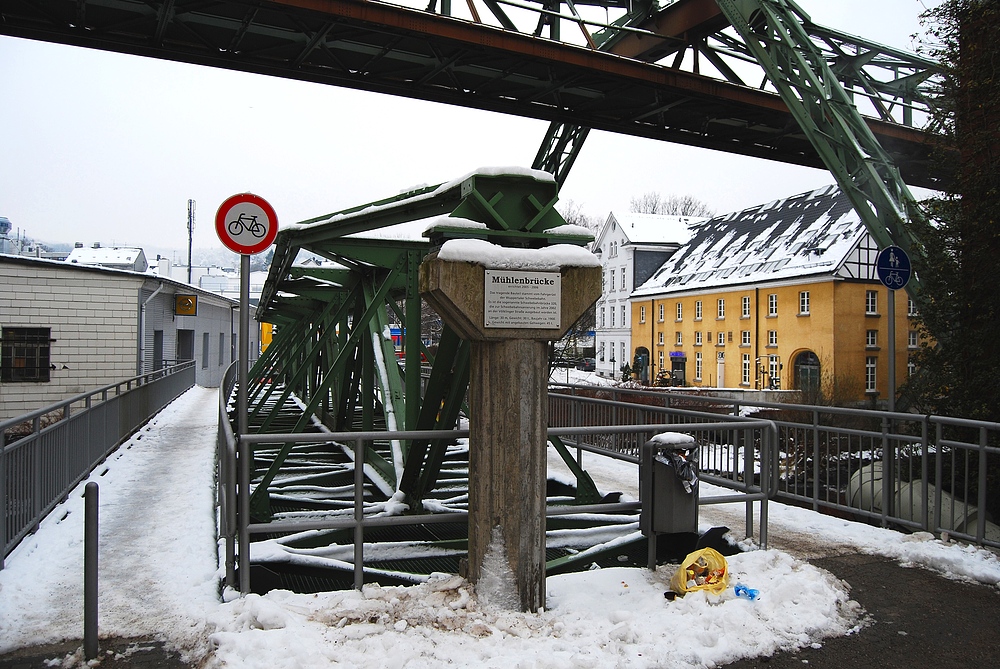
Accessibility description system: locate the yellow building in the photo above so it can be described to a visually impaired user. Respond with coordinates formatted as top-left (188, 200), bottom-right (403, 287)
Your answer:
top-left (630, 186), bottom-right (920, 404)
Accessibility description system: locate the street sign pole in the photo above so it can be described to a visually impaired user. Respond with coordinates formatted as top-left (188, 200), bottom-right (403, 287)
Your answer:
top-left (888, 287), bottom-right (896, 413)
top-left (875, 245), bottom-right (910, 414)
top-left (215, 192), bottom-right (278, 595)
top-left (239, 254), bottom-right (249, 435)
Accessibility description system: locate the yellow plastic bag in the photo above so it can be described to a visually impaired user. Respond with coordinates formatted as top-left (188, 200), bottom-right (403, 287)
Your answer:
top-left (670, 547), bottom-right (729, 596)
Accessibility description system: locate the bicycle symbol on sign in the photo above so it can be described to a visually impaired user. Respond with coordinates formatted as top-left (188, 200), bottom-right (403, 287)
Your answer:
top-left (884, 271), bottom-right (906, 288)
top-left (228, 212), bottom-right (266, 238)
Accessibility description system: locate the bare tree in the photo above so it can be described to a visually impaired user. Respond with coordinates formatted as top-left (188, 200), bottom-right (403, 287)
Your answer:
top-left (557, 199), bottom-right (602, 232)
top-left (629, 192), bottom-right (714, 217)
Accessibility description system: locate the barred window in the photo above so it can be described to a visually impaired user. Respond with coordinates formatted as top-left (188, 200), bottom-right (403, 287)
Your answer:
top-left (1, 327), bottom-right (52, 382)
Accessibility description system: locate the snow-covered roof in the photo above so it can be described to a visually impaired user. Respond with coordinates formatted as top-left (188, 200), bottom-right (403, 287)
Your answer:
top-left (603, 212), bottom-right (703, 247)
top-left (65, 245), bottom-right (147, 270)
top-left (634, 185), bottom-right (866, 296)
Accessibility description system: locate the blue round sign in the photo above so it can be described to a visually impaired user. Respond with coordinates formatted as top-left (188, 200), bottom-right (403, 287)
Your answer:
top-left (876, 246), bottom-right (911, 290)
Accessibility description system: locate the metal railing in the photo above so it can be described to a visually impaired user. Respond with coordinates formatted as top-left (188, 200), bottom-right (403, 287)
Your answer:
top-left (218, 376), bottom-right (777, 592)
top-left (550, 384), bottom-right (1000, 549)
top-left (1, 361), bottom-right (196, 567)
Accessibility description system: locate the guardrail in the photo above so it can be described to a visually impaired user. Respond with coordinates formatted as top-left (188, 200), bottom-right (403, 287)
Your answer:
top-left (1, 361), bottom-right (196, 567)
top-left (550, 384), bottom-right (1000, 550)
top-left (218, 377), bottom-right (777, 592)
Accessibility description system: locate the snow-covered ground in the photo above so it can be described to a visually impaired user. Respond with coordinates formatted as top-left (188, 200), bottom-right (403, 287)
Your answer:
top-left (2, 385), bottom-right (999, 668)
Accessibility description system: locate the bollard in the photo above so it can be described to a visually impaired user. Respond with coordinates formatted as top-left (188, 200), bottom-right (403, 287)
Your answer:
top-left (84, 482), bottom-right (99, 660)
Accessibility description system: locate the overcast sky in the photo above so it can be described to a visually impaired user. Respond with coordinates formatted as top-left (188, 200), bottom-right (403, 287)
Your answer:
top-left (0, 0), bottom-right (940, 261)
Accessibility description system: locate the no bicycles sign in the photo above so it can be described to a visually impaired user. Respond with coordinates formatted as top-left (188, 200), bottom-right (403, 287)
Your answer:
top-left (215, 193), bottom-right (278, 255)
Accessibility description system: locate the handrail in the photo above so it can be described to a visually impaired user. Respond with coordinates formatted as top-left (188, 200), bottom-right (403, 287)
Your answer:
top-left (218, 416), bottom-right (777, 593)
top-left (0, 361), bottom-right (196, 435)
top-left (550, 384), bottom-right (1000, 549)
top-left (2, 361), bottom-right (196, 567)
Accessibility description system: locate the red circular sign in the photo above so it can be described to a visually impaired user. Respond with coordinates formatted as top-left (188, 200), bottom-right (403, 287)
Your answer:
top-left (215, 193), bottom-right (278, 255)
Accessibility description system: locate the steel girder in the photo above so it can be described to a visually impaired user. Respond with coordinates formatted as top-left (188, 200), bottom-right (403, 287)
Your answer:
top-left (248, 169), bottom-right (596, 520)
top-left (532, 0), bottom-right (943, 186)
top-left (714, 0), bottom-right (928, 307)
top-left (0, 0), bottom-right (941, 188)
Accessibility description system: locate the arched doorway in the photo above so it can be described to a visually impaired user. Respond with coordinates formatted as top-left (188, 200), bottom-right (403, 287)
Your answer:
top-left (794, 351), bottom-right (821, 394)
top-left (634, 347), bottom-right (650, 384)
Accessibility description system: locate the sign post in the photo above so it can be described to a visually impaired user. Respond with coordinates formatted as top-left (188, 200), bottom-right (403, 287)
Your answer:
top-left (875, 246), bottom-right (911, 413)
top-left (216, 193), bottom-right (278, 595)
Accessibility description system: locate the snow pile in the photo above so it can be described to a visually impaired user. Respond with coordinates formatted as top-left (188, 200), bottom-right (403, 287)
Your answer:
top-left (437, 238), bottom-right (599, 269)
top-left (206, 550), bottom-right (860, 669)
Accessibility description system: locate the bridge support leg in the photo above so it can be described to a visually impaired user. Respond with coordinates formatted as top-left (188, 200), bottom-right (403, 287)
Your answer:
top-left (467, 338), bottom-right (548, 612)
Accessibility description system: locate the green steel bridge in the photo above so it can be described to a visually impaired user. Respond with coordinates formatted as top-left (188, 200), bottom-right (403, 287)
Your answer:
top-left (2, 0), bottom-right (949, 591)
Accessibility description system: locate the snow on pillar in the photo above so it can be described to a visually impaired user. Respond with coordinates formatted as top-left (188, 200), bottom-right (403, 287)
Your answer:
top-left (420, 240), bottom-right (601, 612)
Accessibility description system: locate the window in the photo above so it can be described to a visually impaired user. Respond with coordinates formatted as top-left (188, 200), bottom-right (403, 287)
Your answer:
top-left (658, 350), bottom-right (664, 371)
top-left (695, 301), bottom-right (703, 320)
top-left (908, 298), bottom-right (918, 317)
top-left (741, 330), bottom-right (751, 346)
top-left (866, 330), bottom-right (878, 348)
top-left (675, 332), bottom-right (683, 346)
top-left (866, 290), bottom-right (878, 315)
top-left (610, 269), bottom-right (616, 291)
top-left (769, 355), bottom-right (781, 389)
top-left (767, 330), bottom-right (777, 347)
top-left (658, 332), bottom-right (664, 345)
top-left (717, 331), bottom-right (726, 346)
top-left (658, 304), bottom-right (664, 322)
top-left (676, 302), bottom-right (683, 321)
top-left (768, 293), bottom-right (777, 316)
top-left (599, 342), bottom-right (605, 362)
top-left (717, 299), bottom-right (725, 319)
top-left (742, 354), bottom-right (751, 386)
top-left (800, 291), bottom-right (810, 315)
top-left (611, 308), bottom-right (615, 327)
top-left (621, 305), bottom-right (626, 326)
top-left (695, 352), bottom-right (703, 380)
top-left (695, 331), bottom-right (703, 346)
top-left (865, 356), bottom-right (877, 392)
top-left (621, 269), bottom-right (627, 290)
top-left (908, 330), bottom-right (919, 349)
top-left (600, 307), bottom-right (606, 328)
top-left (742, 296), bottom-right (751, 318)
top-left (640, 306), bottom-right (646, 323)
top-left (1, 327), bottom-right (51, 382)
top-left (908, 358), bottom-right (917, 377)
top-left (219, 333), bottom-right (225, 367)
top-left (620, 342), bottom-right (626, 365)
top-left (202, 332), bottom-right (210, 369)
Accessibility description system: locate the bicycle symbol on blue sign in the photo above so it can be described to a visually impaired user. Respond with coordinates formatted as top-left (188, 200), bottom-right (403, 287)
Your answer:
top-left (875, 245), bottom-right (911, 290)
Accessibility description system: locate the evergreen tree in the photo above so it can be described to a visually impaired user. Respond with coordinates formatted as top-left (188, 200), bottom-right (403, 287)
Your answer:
top-left (905, 0), bottom-right (1000, 423)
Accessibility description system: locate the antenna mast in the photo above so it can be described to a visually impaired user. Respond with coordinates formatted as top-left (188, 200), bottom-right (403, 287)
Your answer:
top-left (187, 199), bottom-right (196, 284)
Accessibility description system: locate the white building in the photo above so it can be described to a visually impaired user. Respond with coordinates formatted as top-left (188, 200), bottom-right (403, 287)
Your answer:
top-left (0, 255), bottom-right (258, 421)
top-left (65, 242), bottom-right (149, 272)
top-left (592, 212), bottom-right (701, 380)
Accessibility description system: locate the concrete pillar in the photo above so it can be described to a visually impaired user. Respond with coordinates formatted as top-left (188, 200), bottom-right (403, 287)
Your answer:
top-left (420, 251), bottom-right (600, 611)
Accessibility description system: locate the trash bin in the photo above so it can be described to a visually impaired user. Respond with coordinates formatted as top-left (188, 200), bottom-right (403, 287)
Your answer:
top-left (640, 432), bottom-right (699, 536)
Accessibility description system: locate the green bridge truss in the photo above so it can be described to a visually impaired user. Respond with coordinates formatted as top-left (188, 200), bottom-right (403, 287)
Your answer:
top-left (235, 0), bottom-right (943, 588)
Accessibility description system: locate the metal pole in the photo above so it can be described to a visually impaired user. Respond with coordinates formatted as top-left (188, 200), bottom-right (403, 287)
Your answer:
top-left (887, 288), bottom-right (896, 413)
top-left (354, 438), bottom-right (365, 591)
top-left (239, 254), bottom-right (250, 435)
top-left (84, 482), bottom-right (99, 660)
top-left (238, 254), bottom-right (250, 594)
top-left (239, 437), bottom-right (250, 594)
